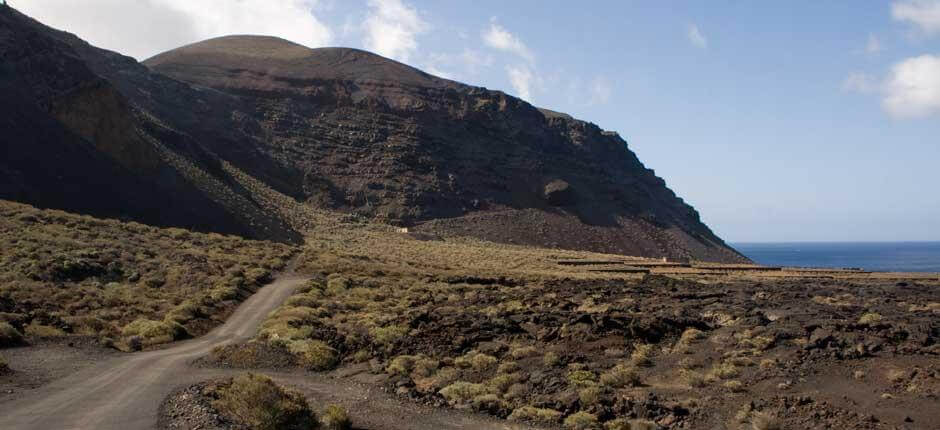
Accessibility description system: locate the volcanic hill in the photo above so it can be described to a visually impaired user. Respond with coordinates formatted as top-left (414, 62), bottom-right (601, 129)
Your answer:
top-left (0, 6), bottom-right (746, 262)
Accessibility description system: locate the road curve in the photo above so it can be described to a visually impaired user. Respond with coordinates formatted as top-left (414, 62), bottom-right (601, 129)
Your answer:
top-left (0, 275), bottom-right (308, 430)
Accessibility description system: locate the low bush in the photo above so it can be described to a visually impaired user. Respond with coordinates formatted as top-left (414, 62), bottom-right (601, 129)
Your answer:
top-left (578, 385), bottom-right (605, 406)
top-left (386, 354), bottom-right (419, 376)
top-left (65, 316), bottom-right (115, 336)
top-left (563, 411), bottom-right (600, 429)
top-left (287, 339), bottom-right (338, 370)
top-left (543, 351), bottom-right (560, 367)
top-left (567, 369), bottom-right (598, 387)
top-left (858, 312), bottom-right (883, 325)
top-left (120, 318), bottom-right (186, 348)
top-left (630, 344), bottom-right (654, 367)
top-left (24, 322), bottom-right (66, 338)
top-left (680, 369), bottom-right (706, 388)
top-left (370, 325), bottom-right (408, 345)
top-left (209, 373), bottom-right (317, 430)
top-left (0, 322), bottom-right (25, 347)
top-left (320, 404), bottom-right (352, 430)
top-left (600, 363), bottom-right (640, 388)
top-left (439, 381), bottom-right (490, 404)
top-left (507, 405), bottom-right (562, 424)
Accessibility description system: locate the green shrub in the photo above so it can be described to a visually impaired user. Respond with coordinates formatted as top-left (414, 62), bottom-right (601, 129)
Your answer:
top-left (497, 361), bottom-right (520, 374)
top-left (370, 325), bottom-right (408, 345)
top-left (326, 276), bottom-right (349, 295)
top-left (64, 316), bottom-right (114, 336)
top-left (509, 345), bottom-right (537, 359)
top-left (0, 322), bottom-right (25, 347)
top-left (0, 354), bottom-right (10, 374)
top-left (680, 369), bottom-right (706, 388)
top-left (720, 380), bottom-right (742, 392)
top-left (486, 372), bottom-right (524, 393)
top-left (471, 394), bottom-right (509, 414)
top-left (470, 353), bottom-right (498, 371)
top-left (321, 404), bottom-right (352, 430)
top-left (567, 369), bottom-right (598, 387)
top-left (579, 385), bottom-right (604, 406)
top-left (24, 322), bottom-right (66, 338)
top-left (164, 301), bottom-right (202, 325)
top-left (630, 344), bottom-right (654, 367)
top-left (439, 381), bottom-right (489, 404)
top-left (507, 405), bottom-right (562, 423)
top-left (543, 351), bottom-right (560, 367)
top-left (121, 318), bottom-right (185, 347)
top-left (858, 312), bottom-right (883, 325)
top-left (288, 340), bottom-right (338, 371)
top-left (386, 355), bottom-right (418, 376)
top-left (564, 411), bottom-right (600, 429)
top-left (210, 373), bottom-right (317, 430)
top-left (600, 363), bottom-right (640, 388)
top-left (707, 361), bottom-right (739, 380)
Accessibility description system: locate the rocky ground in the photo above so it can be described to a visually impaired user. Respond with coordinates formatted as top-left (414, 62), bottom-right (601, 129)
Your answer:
top-left (206, 268), bottom-right (939, 430)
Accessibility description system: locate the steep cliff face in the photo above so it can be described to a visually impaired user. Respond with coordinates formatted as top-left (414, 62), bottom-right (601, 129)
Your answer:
top-left (0, 7), bottom-right (745, 262)
top-left (0, 8), bottom-right (302, 243)
top-left (145, 36), bottom-right (745, 262)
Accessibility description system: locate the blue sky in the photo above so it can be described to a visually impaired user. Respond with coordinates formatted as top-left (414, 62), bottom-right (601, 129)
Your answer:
top-left (17, 0), bottom-right (940, 242)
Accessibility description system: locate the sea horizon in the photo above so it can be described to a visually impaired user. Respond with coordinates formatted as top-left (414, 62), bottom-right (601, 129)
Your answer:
top-left (732, 241), bottom-right (940, 273)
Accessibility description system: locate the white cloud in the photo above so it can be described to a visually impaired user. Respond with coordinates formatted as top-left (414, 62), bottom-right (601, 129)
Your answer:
top-left (892, 0), bottom-right (940, 35)
top-left (362, 0), bottom-right (427, 62)
top-left (842, 72), bottom-right (878, 93)
top-left (480, 19), bottom-right (540, 102)
top-left (882, 54), bottom-right (940, 118)
top-left (866, 33), bottom-right (882, 54)
top-left (483, 20), bottom-right (535, 63)
top-left (588, 77), bottom-right (612, 106)
top-left (506, 65), bottom-right (534, 101)
top-left (688, 24), bottom-right (708, 49)
top-left (15, 0), bottom-right (332, 60)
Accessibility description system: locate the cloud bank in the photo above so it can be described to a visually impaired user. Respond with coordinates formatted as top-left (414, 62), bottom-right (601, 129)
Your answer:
top-left (882, 54), bottom-right (940, 118)
top-left (15, 0), bottom-right (332, 60)
top-left (483, 20), bottom-right (535, 63)
top-left (362, 0), bottom-right (427, 62)
top-left (892, 0), bottom-right (940, 36)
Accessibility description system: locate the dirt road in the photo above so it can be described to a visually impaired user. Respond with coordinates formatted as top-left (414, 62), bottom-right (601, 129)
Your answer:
top-left (0, 276), bottom-right (527, 430)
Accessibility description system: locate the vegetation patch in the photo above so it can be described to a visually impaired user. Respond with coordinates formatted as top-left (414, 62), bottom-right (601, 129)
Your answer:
top-left (0, 201), bottom-right (296, 348)
top-left (206, 373), bottom-right (318, 430)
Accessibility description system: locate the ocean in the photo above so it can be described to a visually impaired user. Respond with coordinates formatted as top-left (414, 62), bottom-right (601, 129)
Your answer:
top-left (732, 241), bottom-right (940, 273)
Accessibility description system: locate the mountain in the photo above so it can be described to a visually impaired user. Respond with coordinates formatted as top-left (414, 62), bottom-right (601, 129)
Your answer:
top-left (0, 6), bottom-right (746, 263)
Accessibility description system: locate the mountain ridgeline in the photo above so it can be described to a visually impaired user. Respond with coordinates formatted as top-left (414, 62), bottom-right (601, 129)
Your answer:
top-left (0, 6), bottom-right (747, 262)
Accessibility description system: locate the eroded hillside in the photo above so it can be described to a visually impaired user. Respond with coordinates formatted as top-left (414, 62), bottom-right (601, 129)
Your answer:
top-left (0, 4), bottom-right (744, 262)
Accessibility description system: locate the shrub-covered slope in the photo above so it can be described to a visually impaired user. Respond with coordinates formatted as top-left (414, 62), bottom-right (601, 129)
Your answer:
top-left (0, 200), bottom-right (296, 349)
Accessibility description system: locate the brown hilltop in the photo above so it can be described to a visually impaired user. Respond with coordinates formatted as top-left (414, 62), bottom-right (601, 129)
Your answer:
top-left (145, 36), bottom-right (457, 91)
top-left (0, 6), bottom-right (746, 262)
